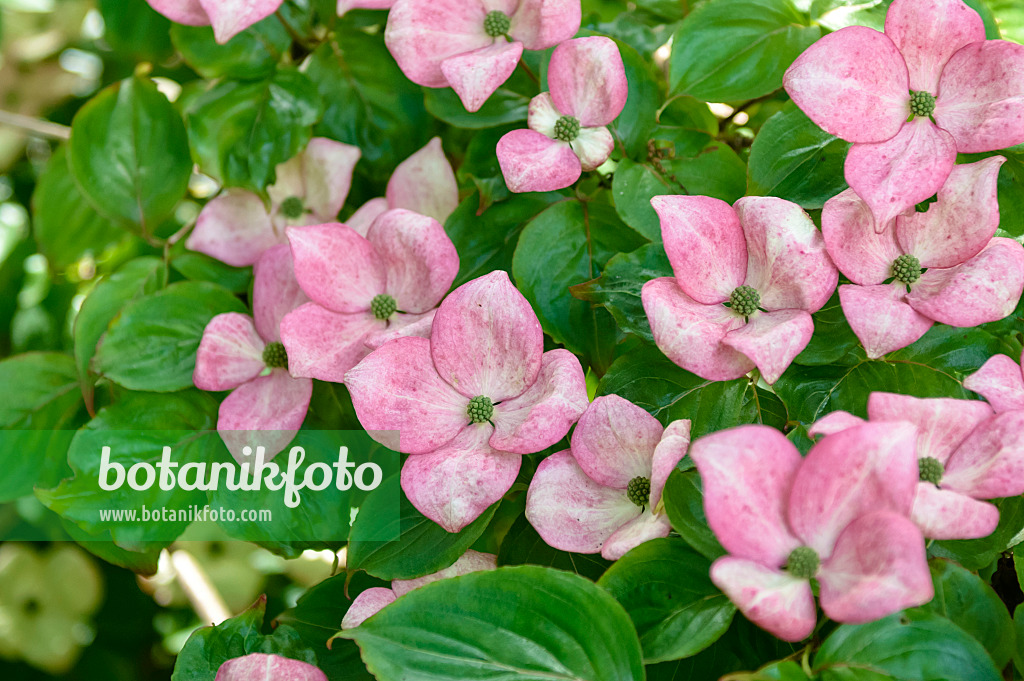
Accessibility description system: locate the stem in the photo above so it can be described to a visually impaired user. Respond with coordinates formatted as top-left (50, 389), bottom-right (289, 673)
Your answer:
top-left (518, 58), bottom-right (540, 85)
top-left (275, 10), bottom-right (315, 51)
top-left (0, 110), bottom-right (70, 140)
top-left (169, 549), bottom-right (232, 625)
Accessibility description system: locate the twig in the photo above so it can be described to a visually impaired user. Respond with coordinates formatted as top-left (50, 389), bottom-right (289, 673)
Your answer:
top-left (169, 549), bottom-right (233, 626)
top-left (0, 110), bottom-right (70, 140)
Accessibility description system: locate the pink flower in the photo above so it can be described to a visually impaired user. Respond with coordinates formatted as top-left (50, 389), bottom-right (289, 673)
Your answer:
top-left (194, 245), bottom-right (312, 462)
top-left (215, 653), bottom-right (326, 681)
top-left (690, 422), bottom-right (932, 642)
top-left (965, 350), bottom-right (1024, 413)
top-left (146, 0), bottom-right (284, 45)
top-left (641, 195), bottom-right (838, 384)
top-left (496, 37), bottom-right (627, 193)
top-left (384, 0), bottom-right (581, 112)
top-left (525, 395), bottom-right (690, 560)
top-left (345, 271), bottom-right (589, 532)
top-left (784, 0), bottom-right (1024, 230)
top-left (280, 209), bottom-right (459, 383)
top-left (822, 157), bottom-right (1024, 358)
top-left (340, 550), bottom-right (496, 629)
top-left (187, 138), bottom-right (361, 268)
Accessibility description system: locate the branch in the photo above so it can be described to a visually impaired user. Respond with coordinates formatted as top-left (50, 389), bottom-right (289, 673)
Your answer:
top-left (0, 110), bottom-right (70, 141)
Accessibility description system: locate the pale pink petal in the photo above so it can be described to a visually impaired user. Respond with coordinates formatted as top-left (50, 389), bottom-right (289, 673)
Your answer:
top-left (722, 309), bottom-right (814, 385)
top-left (385, 137), bottom-right (460, 225)
top-left (507, 0), bottom-right (581, 50)
top-left (279, 304), bottom-right (381, 382)
top-left (525, 450), bottom-right (642, 555)
top-left (365, 209), bottom-right (459, 315)
top-left (735, 197), bottom-right (838, 313)
top-left (391, 550), bottom-right (497, 597)
top-left (688, 425), bottom-right (803, 567)
top-left (218, 370), bottom-right (312, 463)
top-left (345, 337), bottom-right (469, 454)
top-left (883, 0), bottom-right (985, 93)
top-left (287, 224), bottom-right (386, 314)
top-left (340, 588), bottom-right (396, 630)
top-left (547, 37), bottom-right (628, 127)
top-left (215, 653), bottom-right (327, 681)
top-left (821, 188), bottom-right (903, 286)
top-left (489, 349), bottom-right (588, 454)
top-left (788, 421), bottom-right (919, 557)
top-left (301, 138), bottom-right (362, 221)
top-left (401, 426), bottom-right (522, 532)
top-left (839, 283), bottom-right (933, 358)
top-left (845, 118), bottom-right (957, 231)
top-left (365, 310), bottom-right (436, 349)
top-left (198, 0), bottom-right (283, 43)
top-left (253, 244), bottom-right (309, 344)
top-left (808, 412), bottom-right (865, 438)
top-left (382, 0), bottom-right (491, 88)
top-left (943, 411), bottom-right (1024, 499)
top-left (710, 557), bottom-right (816, 642)
top-left (818, 512), bottom-right (932, 624)
top-left (910, 484), bottom-right (1000, 540)
top-left (964, 353), bottom-right (1024, 413)
top-left (496, 129), bottom-right (582, 193)
top-left (347, 198), bottom-right (389, 237)
top-left (650, 195), bottom-right (746, 304)
top-left (337, 0), bottom-right (393, 17)
top-left (569, 394), bottom-right (663, 489)
top-left (601, 512), bottom-right (672, 561)
top-left (441, 40), bottom-right (523, 113)
top-left (570, 126), bottom-right (614, 172)
top-left (430, 270), bottom-right (543, 402)
top-left (867, 392), bottom-right (993, 464)
top-left (906, 237), bottom-right (1024, 327)
top-left (527, 92), bottom-right (561, 137)
top-left (188, 191), bottom-right (279, 268)
top-left (783, 26), bottom-right (910, 143)
top-left (650, 419), bottom-right (691, 509)
top-left (934, 40), bottom-right (1024, 153)
top-left (194, 313), bottom-right (265, 392)
top-left (896, 157), bottom-right (1005, 269)
top-left (146, 0), bottom-right (209, 26)
top-left (641, 277), bottom-right (754, 381)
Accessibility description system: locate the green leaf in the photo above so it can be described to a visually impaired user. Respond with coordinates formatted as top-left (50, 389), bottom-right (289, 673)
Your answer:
top-left (171, 17), bottom-right (290, 80)
top-left (425, 87), bottom-right (530, 129)
top-left (599, 538), bottom-right (735, 663)
top-left (346, 474), bottom-right (497, 580)
top-left (652, 96), bottom-right (719, 158)
top-left (794, 291), bottom-right (862, 367)
top-left (612, 159), bottom-right (681, 240)
top-left (931, 496), bottom-right (1024, 571)
top-left (661, 468), bottom-right (727, 561)
top-left (747, 104), bottom-right (851, 209)
top-left (186, 69), bottom-right (322, 191)
top-left (339, 566), bottom-right (645, 681)
top-left (989, 0), bottom-right (1024, 43)
top-left (497, 512), bottom-right (613, 581)
top-left (813, 611), bottom-right (1003, 681)
top-left (961, 146), bottom-right (1024, 238)
top-left (94, 281), bottom-right (246, 393)
top-left (69, 75), bottom-right (192, 231)
top-left (97, 0), bottom-right (174, 62)
top-left (613, 38), bottom-right (662, 159)
top-left (669, 0), bottom-right (821, 102)
top-left (170, 251), bottom-right (252, 293)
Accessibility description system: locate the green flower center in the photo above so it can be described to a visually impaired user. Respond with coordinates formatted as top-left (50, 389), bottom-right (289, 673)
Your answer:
top-left (467, 395), bottom-right (494, 424)
top-left (281, 196), bottom-right (305, 219)
top-left (909, 90), bottom-right (936, 118)
top-left (892, 254), bottom-right (922, 284)
top-left (484, 10), bottom-right (510, 37)
top-left (786, 546), bottom-right (820, 580)
top-left (370, 294), bottom-right (397, 320)
top-left (729, 285), bottom-right (760, 317)
top-left (262, 342), bottom-right (288, 369)
top-left (918, 456), bottom-right (945, 486)
top-left (554, 115), bottom-right (581, 143)
top-left (626, 476), bottom-right (651, 509)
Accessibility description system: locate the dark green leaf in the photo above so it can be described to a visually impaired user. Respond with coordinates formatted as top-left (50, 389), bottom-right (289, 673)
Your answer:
top-left (497, 512), bottom-right (613, 581)
top-left (652, 96), bottom-right (718, 158)
top-left (425, 87), bottom-right (530, 129)
top-left (931, 496), bottom-right (1024, 571)
top-left (661, 468), bottom-right (726, 561)
top-left (171, 16), bottom-right (290, 80)
top-left (98, 0), bottom-right (174, 62)
top-left (794, 290), bottom-right (862, 367)
top-left (613, 38), bottom-right (662, 159)
top-left (171, 251), bottom-right (252, 293)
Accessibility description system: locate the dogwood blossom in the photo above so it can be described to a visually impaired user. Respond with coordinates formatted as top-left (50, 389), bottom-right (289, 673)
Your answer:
top-left (193, 245), bottom-right (312, 462)
top-left (822, 157), bottom-right (1024, 357)
top-left (641, 195), bottom-right (837, 384)
top-left (146, 0), bottom-right (284, 46)
top-left (497, 37), bottom-right (627, 192)
top-left (345, 271), bottom-right (589, 532)
top-left (384, 0), bottom-right (580, 112)
top-left (785, 0), bottom-right (1024, 230)
top-left (215, 653), bottom-right (326, 681)
top-left (965, 350), bottom-right (1024, 412)
top-left (525, 395), bottom-right (690, 560)
top-left (690, 422), bottom-right (932, 642)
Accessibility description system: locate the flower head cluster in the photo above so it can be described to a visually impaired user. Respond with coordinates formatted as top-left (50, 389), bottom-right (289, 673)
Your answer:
top-left (146, 0), bottom-right (284, 43)
top-left (525, 395), bottom-right (691, 560)
top-left (497, 37), bottom-right (628, 192)
top-left (215, 653), bottom-right (327, 681)
top-left (642, 195), bottom-right (838, 384)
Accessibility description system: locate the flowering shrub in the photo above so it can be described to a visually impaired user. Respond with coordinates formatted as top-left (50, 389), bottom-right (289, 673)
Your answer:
top-left (2, 0), bottom-right (1024, 679)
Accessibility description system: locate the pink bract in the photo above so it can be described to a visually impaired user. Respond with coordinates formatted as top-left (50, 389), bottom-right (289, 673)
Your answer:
top-left (822, 157), bottom-right (1024, 357)
top-left (784, 0), bottom-right (1024, 229)
top-left (215, 653), bottom-right (326, 681)
top-left (146, 0), bottom-right (284, 45)
top-left (641, 195), bottom-right (838, 384)
top-left (385, 0), bottom-right (580, 112)
top-left (525, 395), bottom-right (691, 560)
top-left (193, 245), bottom-right (312, 463)
top-left (497, 37), bottom-right (627, 192)
top-left (345, 271), bottom-right (589, 532)
top-left (689, 422), bottom-right (932, 641)
top-left (965, 351), bottom-right (1024, 413)
top-left (187, 138), bottom-right (361, 267)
